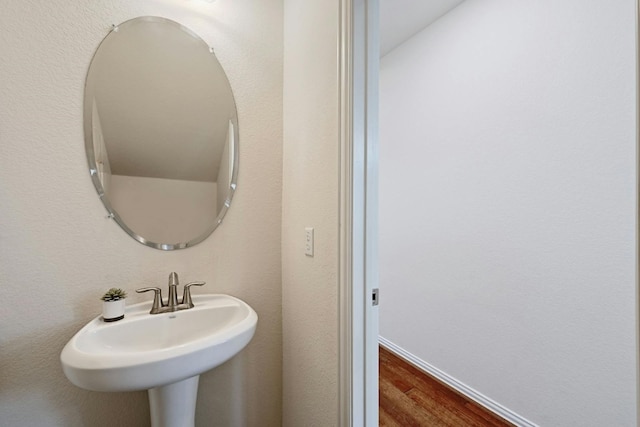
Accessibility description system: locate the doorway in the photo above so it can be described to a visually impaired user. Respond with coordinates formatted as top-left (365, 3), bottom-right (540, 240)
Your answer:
top-left (375, 1), bottom-right (638, 426)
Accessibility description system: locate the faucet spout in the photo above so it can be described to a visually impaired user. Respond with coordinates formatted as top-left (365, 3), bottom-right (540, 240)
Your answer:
top-left (167, 272), bottom-right (180, 310)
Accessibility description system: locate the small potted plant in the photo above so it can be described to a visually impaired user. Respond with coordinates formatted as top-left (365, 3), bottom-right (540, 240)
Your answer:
top-left (101, 288), bottom-right (127, 322)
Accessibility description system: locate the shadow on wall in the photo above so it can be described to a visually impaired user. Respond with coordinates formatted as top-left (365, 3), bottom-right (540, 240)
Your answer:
top-left (197, 352), bottom-right (249, 426)
top-left (0, 322), bottom-right (149, 427)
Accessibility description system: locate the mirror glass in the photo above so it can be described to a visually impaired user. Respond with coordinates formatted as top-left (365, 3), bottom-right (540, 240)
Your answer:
top-left (84, 17), bottom-right (238, 250)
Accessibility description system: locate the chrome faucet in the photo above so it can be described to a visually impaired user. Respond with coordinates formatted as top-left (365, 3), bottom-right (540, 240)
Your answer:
top-left (167, 272), bottom-right (180, 310)
top-left (136, 272), bottom-right (206, 314)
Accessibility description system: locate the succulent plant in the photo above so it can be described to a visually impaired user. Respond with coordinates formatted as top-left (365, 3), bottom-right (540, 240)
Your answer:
top-left (101, 288), bottom-right (127, 301)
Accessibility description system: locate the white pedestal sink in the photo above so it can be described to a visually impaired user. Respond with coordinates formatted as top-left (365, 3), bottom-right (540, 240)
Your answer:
top-left (61, 294), bottom-right (257, 427)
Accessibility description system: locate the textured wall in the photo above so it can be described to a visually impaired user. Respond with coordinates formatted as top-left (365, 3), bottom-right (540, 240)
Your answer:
top-left (379, 0), bottom-right (637, 425)
top-left (0, 0), bottom-right (283, 425)
top-left (282, 0), bottom-right (340, 425)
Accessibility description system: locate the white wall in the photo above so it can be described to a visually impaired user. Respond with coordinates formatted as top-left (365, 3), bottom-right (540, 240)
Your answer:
top-left (0, 1), bottom-right (283, 426)
top-left (282, 0), bottom-right (341, 425)
top-left (379, 1), bottom-right (637, 426)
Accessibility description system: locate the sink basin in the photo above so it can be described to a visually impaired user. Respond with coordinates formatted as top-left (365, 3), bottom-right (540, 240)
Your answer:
top-left (61, 294), bottom-right (257, 392)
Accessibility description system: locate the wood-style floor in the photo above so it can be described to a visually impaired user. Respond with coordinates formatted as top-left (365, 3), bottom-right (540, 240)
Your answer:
top-left (379, 346), bottom-right (514, 427)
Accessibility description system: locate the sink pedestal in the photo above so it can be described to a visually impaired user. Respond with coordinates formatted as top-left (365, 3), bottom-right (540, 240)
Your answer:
top-left (148, 376), bottom-right (199, 427)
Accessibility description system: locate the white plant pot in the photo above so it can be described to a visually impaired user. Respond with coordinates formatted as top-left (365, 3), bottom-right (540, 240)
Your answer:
top-left (103, 299), bottom-right (126, 322)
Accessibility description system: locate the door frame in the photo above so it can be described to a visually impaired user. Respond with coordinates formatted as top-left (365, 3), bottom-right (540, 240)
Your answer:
top-left (338, 0), bottom-right (379, 425)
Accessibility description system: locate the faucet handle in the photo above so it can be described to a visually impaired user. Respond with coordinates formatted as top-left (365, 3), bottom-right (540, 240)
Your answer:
top-left (136, 287), bottom-right (164, 313)
top-left (182, 281), bottom-right (206, 308)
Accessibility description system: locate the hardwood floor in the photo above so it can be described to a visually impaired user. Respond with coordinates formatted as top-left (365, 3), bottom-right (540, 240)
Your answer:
top-left (379, 346), bottom-right (514, 427)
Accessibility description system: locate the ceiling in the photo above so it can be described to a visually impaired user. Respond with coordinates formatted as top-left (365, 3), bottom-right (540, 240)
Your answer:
top-left (379, 0), bottom-right (465, 57)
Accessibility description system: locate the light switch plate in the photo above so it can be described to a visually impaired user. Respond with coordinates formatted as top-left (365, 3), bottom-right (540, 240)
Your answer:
top-left (305, 227), bottom-right (314, 256)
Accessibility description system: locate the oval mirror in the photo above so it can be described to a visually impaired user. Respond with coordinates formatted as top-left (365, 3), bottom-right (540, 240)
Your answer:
top-left (84, 17), bottom-right (238, 250)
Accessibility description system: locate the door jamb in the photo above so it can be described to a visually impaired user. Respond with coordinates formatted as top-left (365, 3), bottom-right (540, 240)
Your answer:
top-left (338, 0), bottom-right (379, 425)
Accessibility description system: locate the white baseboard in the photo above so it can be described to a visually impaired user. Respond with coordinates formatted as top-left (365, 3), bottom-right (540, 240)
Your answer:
top-left (378, 336), bottom-right (538, 427)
